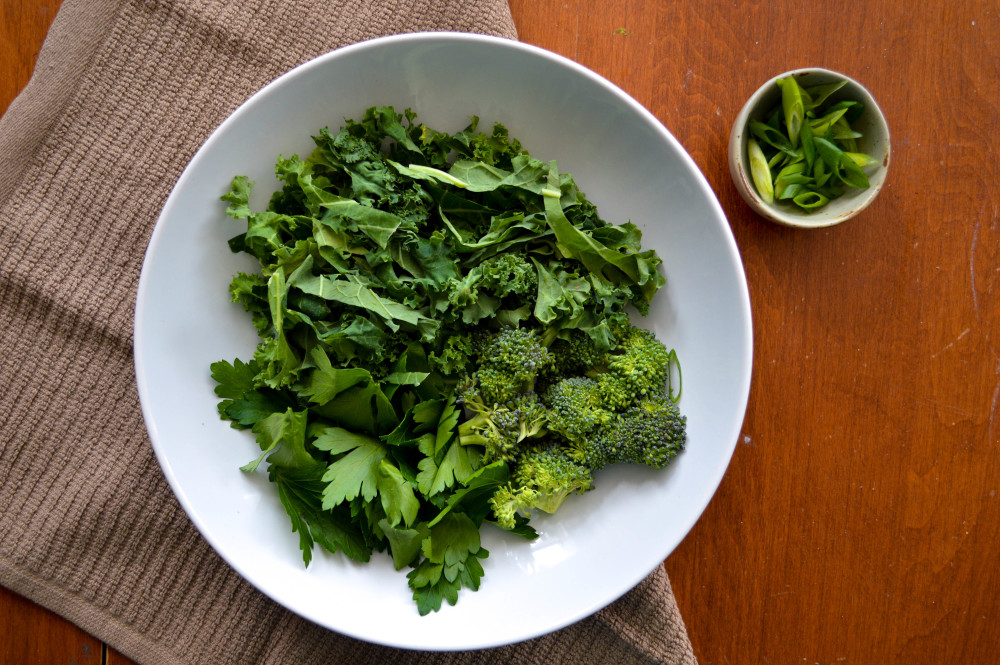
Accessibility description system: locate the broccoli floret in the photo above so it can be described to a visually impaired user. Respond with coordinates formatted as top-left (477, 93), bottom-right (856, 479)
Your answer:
top-left (596, 325), bottom-right (673, 410)
top-left (476, 326), bottom-right (552, 405)
top-left (459, 322), bottom-right (684, 530)
top-left (512, 444), bottom-right (593, 512)
top-left (450, 326), bottom-right (554, 461)
top-left (574, 394), bottom-right (687, 471)
top-left (489, 444), bottom-right (593, 529)
top-left (457, 391), bottom-right (548, 463)
top-left (542, 376), bottom-right (613, 441)
top-left (548, 329), bottom-right (608, 375)
top-left (542, 325), bottom-right (686, 472)
top-left (489, 484), bottom-right (538, 531)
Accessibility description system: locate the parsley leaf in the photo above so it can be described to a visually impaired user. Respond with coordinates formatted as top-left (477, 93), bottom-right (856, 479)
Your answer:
top-left (272, 464), bottom-right (371, 565)
top-left (315, 427), bottom-right (388, 507)
top-left (210, 357), bottom-right (258, 401)
top-left (407, 512), bottom-right (488, 615)
top-left (376, 459), bottom-right (420, 528)
top-left (416, 436), bottom-right (479, 497)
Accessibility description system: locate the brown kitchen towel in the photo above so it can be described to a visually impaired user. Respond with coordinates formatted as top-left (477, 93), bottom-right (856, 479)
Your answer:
top-left (0, 1), bottom-right (698, 664)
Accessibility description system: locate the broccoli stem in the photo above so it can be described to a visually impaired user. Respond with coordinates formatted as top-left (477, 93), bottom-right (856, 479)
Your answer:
top-left (457, 411), bottom-right (492, 446)
top-left (539, 325), bottom-right (560, 348)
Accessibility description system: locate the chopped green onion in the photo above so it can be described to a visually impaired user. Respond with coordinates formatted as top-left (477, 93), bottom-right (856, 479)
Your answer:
top-left (838, 158), bottom-right (869, 189)
top-left (747, 137), bottom-right (774, 204)
top-left (814, 137), bottom-right (869, 189)
top-left (744, 75), bottom-right (877, 212)
top-left (813, 157), bottom-right (832, 188)
top-left (845, 151), bottom-right (879, 167)
top-left (803, 81), bottom-right (846, 109)
top-left (764, 106), bottom-right (783, 129)
top-left (778, 77), bottom-right (805, 147)
top-left (778, 183), bottom-right (805, 200)
top-left (800, 119), bottom-right (816, 170)
top-left (666, 349), bottom-right (683, 403)
top-left (793, 190), bottom-right (830, 209)
top-left (773, 161), bottom-right (809, 199)
top-left (749, 120), bottom-right (796, 157)
top-left (810, 106), bottom-right (850, 137)
top-left (831, 118), bottom-right (862, 142)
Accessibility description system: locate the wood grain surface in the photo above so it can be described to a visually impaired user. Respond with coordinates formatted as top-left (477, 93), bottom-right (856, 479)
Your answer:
top-left (3, 1), bottom-right (999, 664)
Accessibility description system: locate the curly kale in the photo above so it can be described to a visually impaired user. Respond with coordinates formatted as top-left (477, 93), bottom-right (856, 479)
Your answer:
top-left (478, 253), bottom-right (538, 299)
top-left (427, 331), bottom-right (478, 376)
top-left (441, 253), bottom-right (538, 327)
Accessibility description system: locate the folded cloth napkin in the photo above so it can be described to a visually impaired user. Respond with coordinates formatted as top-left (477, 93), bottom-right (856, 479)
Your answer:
top-left (0, 1), bottom-right (698, 663)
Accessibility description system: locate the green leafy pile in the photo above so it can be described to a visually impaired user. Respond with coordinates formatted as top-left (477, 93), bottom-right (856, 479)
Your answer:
top-left (210, 106), bottom-right (686, 614)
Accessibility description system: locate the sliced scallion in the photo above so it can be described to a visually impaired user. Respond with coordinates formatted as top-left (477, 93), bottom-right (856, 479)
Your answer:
top-left (803, 80), bottom-right (846, 109)
top-left (793, 190), bottom-right (830, 209)
top-left (744, 74), bottom-right (877, 212)
top-left (778, 77), bottom-right (805, 147)
top-left (747, 137), bottom-right (774, 204)
top-left (774, 161), bottom-right (809, 200)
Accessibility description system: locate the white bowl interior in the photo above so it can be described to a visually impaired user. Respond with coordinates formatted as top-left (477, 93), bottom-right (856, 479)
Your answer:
top-left (135, 32), bottom-right (752, 650)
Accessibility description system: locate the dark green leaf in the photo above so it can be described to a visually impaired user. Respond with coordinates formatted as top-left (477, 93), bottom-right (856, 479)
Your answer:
top-left (293, 271), bottom-right (435, 335)
top-left (541, 161), bottom-right (664, 303)
top-left (210, 358), bottom-right (259, 400)
top-left (297, 346), bottom-right (371, 405)
top-left (241, 408), bottom-right (314, 472)
top-left (273, 464), bottom-right (371, 565)
top-left (376, 459), bottom-right (420, 527)
top-left (379, 519), bottom-right (430, 569)
top-left (426, 461), bottom-right (510, 527)
top-left (316, 426), bottom-right (387, 507)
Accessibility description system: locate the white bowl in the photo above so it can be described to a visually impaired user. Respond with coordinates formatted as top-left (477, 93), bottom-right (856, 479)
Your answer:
top-left (728, 67), bottom-right (890, 228)
top-left (134, 32), bottom-right (752, 651)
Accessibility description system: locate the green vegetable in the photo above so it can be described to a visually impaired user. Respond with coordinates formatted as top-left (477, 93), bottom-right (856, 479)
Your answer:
top-left (211, 106), bottom-right (686, 614)
top-left (747, 138), bottom-right (774, 204)
top-left (747, 76), bottom-right (876, 212)
top-left (777, 77), bottom-right (805, 148)
top-left (489, 444), bottom-right (594, 528)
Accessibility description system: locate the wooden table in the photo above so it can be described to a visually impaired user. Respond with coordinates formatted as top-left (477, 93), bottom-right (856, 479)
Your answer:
top-left (3, 1), bottom-right (998, 663)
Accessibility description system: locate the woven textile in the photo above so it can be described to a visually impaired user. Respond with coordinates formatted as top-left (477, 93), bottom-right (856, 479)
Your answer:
top-left (0, 2), bottom-right (698, 663)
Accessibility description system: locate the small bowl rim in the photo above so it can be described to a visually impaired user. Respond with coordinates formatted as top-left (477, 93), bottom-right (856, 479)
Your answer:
top-left (728, 66), bottom-right (891, 229)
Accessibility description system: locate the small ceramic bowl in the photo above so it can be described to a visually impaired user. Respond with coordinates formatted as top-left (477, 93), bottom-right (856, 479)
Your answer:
top-left (728, 67), bottom-right (890, 228)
